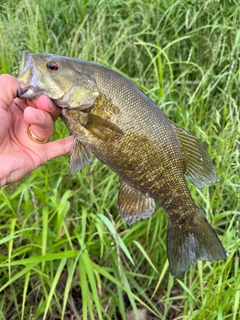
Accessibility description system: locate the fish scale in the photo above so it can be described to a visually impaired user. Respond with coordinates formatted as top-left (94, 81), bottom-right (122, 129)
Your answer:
top-left (17, 51), bottom-right (226, 275)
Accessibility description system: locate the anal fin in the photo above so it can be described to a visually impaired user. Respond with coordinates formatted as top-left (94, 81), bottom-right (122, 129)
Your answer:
top-left (70, 138), bottom-right (92, 173)
top-left (117, 181), bottom-right (155, 225)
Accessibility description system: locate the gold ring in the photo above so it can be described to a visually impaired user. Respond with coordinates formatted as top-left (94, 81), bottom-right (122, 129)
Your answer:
top-left (27, 126), bottom-right (48, 144)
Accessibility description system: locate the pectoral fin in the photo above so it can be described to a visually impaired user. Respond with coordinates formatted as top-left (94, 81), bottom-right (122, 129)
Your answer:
top-left (117, 181), bottom-right (155, 225)
top-left (70, 138), bottom-right (92, 173)
top-left (83, 113), bottom-right (124, 141)
top-left (171, 122), bottom-right (217, 188)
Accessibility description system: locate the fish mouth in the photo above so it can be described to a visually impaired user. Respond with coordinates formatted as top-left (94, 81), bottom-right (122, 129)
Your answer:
top-left (17, 81), bottom-right (42, 99)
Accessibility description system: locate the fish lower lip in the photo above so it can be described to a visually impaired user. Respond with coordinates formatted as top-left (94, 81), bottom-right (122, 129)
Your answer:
top-left (17, 83), bottom-right (30, 98)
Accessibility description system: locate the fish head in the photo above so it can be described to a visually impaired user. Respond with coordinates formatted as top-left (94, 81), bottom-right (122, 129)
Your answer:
top-left (17, 51), bottom-right (99, 109)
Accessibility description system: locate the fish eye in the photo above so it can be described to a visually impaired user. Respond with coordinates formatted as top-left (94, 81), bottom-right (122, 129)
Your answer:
top-left (46, 61), bottom-right (59, 71)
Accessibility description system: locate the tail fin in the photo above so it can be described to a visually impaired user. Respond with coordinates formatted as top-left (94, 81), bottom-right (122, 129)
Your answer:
top-left (167, 207), bottom-right (226, 276)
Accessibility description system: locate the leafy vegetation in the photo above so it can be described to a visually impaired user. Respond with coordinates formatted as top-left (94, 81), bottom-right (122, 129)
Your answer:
top-left (0, 0), bottom-right (239, 319)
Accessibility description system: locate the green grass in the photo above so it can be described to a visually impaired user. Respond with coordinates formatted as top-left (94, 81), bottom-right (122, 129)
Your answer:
top-left (0, 0), bottom-right (239, 319)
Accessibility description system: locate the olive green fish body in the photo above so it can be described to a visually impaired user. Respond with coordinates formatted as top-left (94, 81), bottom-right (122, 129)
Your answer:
top-left (60, 68), bottom-right (201, 222)
top-left (60, 65), bottom-right (184, 199)
top-left (17, 51), bottom-right (226, 275)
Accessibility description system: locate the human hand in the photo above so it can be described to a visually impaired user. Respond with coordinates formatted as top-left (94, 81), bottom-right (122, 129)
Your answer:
top-left (0, 74), bottom-right (74, 187)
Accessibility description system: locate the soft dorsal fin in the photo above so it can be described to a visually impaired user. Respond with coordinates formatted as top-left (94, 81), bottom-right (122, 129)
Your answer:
top-left (171, 122), bottom-right (217, 188)
top-left (70, 138), bottom-right (92, 173)
top-left (117, 181), bottom-right (155, 225)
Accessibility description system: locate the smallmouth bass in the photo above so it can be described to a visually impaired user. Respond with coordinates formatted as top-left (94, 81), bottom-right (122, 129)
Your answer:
top-left (17, 51), bottom-right (226, 275)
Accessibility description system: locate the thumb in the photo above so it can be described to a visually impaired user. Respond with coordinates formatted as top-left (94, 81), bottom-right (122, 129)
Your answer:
top-left (0, 75), bottom-right (18, 109)
top-left (0, 109), bottom-right (11, 143)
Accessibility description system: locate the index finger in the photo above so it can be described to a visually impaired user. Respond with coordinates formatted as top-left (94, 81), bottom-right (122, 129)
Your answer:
top-left (27, 95), bottom-right (61, 121)
top-left (0, 75), bottom-right (18, 110)
top-left (36, 95), bottom-right (61, 121)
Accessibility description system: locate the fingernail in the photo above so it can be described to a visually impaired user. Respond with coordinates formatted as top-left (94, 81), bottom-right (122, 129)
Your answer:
top-left (48, 99), bottom-right (56, 111)
top-left (36, 110), bottom-right (46, 121)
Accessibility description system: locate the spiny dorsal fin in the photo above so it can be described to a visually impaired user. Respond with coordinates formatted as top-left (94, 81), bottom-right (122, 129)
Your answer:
top-left (83, 113), bottom-right (124, 141)
top-left (117, 181), bottom-right (155, 225)
top-left (70, 138), bottom-right (92, 173)
top-left (171, 122), bottom-right (217, 188)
